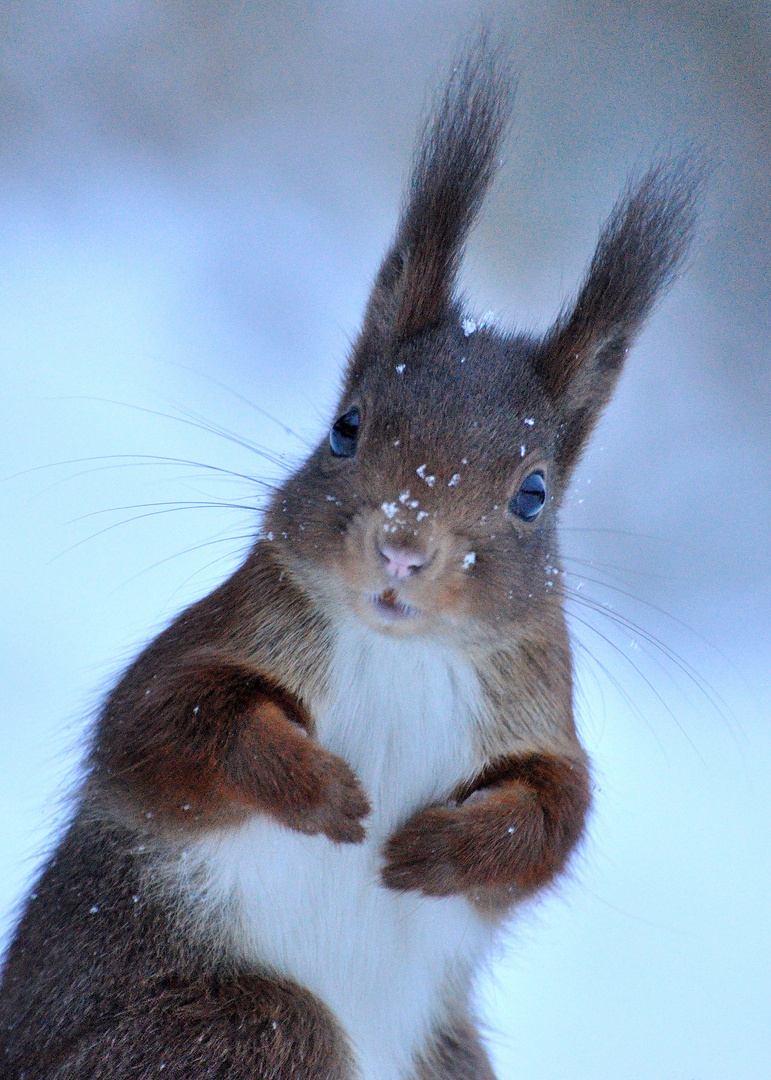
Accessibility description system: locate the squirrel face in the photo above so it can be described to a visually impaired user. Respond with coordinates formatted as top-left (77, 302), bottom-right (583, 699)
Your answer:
top-left (264, 320), bottom-right (565, 644)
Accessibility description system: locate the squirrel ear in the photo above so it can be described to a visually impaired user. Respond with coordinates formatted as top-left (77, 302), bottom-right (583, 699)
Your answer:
top-left (534, 160), bottom-right (704, 472)
top-left (363, 36), bottom-right (513, 344)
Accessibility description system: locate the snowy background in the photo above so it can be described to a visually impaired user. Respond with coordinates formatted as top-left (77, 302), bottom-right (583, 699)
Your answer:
top-left (1, 2), bottom-right (769, 1076)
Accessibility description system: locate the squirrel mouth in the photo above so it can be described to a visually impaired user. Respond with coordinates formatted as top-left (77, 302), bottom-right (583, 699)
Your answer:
top-left (372, 588), bottom-right (419, 621)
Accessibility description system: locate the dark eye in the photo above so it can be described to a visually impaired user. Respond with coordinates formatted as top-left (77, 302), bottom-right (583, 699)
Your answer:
top-left (509, 471), bottom-right (547, 521)
top-left (329, 407), bottom-right (360, 458)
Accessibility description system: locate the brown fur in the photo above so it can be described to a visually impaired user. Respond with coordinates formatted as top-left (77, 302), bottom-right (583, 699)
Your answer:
top-left (365, 38), bottom-right (513, 343)
top-left (98, 652), bottom-right (369, 841)
top-left (417, 1013), bottom-right (498, 1080)
top-left (0, 34), bottom-right (700, 1080)
top-left (381, 752), bottom-right (590, 907)
top-left (0, 816), bottom-right (352, 1079)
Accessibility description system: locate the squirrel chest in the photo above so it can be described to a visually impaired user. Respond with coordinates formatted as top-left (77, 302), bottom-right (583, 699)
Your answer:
top-left (168, 622), bottom-right (491, 1080)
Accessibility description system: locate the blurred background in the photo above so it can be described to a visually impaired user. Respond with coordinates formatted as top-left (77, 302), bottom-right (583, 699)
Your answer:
top-left (0, 2), bottom-right (769, 1076)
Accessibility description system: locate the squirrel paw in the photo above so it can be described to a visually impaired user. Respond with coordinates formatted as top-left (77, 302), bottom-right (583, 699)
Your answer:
top-left (230, 700), bottom-right (371, 844)
top-left (286, 741), bottom-right (371, 844)
top-left (380, 754), bottom-right (589, 899)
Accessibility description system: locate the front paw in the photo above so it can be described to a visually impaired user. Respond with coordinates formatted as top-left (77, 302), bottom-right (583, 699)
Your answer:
top-left (381, 797), bottom-right (519, 898)
top-left (381, 803), bottom-right (469, 896)
top-left (381, 755), bottom-right (590, 898)
top-left (227, 699), bottom-right (370, 844)
top-left (287, 740), bottom-right (371, 844)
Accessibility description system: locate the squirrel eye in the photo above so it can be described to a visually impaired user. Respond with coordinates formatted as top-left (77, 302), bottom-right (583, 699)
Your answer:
top-left (509, 471), bottom-right (547, 521)
top-left (329, 407), bottom-right (360, 458)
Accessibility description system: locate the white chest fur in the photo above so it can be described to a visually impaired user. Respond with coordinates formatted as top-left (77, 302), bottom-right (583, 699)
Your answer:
top-left (172, 623), bottom-right (494, 1080)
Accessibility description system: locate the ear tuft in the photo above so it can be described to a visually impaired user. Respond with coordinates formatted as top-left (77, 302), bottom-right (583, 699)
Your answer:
top-left (536, 156), bottom-right (705, 470)
top-left (366, 35), bottom-right (514, 343)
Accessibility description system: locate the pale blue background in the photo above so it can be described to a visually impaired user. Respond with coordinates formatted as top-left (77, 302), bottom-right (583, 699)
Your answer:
top-left (1, 3), bottom-right (770, 1077)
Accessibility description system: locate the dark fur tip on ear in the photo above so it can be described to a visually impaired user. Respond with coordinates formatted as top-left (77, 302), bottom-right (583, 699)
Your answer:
top-left (365, 34), bottom-right (515, 344)
top-left (535, 154), bottom-right (706, 469)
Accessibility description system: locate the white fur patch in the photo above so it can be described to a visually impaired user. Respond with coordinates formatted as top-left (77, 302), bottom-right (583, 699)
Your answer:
top-left (171, 621), bottom-right (494, 1080)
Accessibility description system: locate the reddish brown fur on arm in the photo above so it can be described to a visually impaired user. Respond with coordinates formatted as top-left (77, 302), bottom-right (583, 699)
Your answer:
top-left (95, 656), bottom-right (369, 842)
top-left (381, 752), bottom-right (590, 905)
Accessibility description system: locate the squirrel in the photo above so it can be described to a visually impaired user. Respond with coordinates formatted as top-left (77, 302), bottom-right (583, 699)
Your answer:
top-left (0, 37), bottom-right (700, 1080)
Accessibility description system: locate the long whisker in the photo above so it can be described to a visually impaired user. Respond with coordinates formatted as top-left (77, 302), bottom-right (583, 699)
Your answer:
top-left (53, 503), bottom-right (264, 561)
top-left (561, 552), bottom-right (671, 587)
top-left (67, 500), bottom-right (264, 525)
top-left (564, 584), bottom-right (737, 736)
top-left (3, 454), bottom-right (265, 490)
top-left (565, 602), bottom-right (707, 764)
top-left (152, 360), bottom-right (316, 449)
top-left (559, 526), bottom-right (683, 548)
top-left (158, 398), bottom-right (301, 471)
top-left (53, 397), bottom-right (293, 471)
top-left (561, 566), bottom-right (736, 672)
top-left (118, 532), bottom-right (259, 588)
top-left (572, 637), bottom-right (666, 753)
top-left (164, 548), bottom-right (261, 605)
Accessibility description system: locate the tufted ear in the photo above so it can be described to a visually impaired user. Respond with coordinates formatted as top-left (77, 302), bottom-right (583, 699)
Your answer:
top-left (534, 161), bottom-right (703, 473)
top-left (362, 37), bottom-right (514, 344)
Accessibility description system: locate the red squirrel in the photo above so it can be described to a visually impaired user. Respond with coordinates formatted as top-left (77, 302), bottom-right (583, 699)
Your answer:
top-left (0, 38), bottom-right (699, 1080)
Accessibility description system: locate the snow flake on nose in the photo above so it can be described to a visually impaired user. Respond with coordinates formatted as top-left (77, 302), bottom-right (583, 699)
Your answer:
top-left (462, 552), bottom-right (476, 569)
top-left (416, 464), bottom-right (436, 486)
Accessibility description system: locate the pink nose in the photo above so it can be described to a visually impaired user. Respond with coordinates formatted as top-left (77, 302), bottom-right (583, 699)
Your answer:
top-left (379, 545), bottom-right (427, 579)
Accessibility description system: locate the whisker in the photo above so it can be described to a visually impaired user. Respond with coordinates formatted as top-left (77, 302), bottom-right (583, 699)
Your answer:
top-left (561, 566), bottom-right (736, 672)
top-left (157, 398), bottom-right (299, 471)
top-left (67, 500), bottom-right (263, 525)
top-left (558, 526), bottom-right (680, 545)
top-left (53, 503), bottom-right (263, 561)
top-left (572, 637), bottom-right (666, 753)
top-left (32, 457), bottom-right (270, 498)
top-left (559, 526), bottom-right (697, 564)
top-left (563, 585), bottom-right (737, 737)
top-left (53, 397), bottom-right (293, 472)
top-left (117, 533), bottom-right (259, 588)
top-left (561, 552), bottom-right (671, 588)
top-left (580, 883), bottom-right (699, 936)
top-left (565, 601), bottom-right (707, 764)
top-left (153, 359), bottom-right (316, 449)
top-left (164, 548), bottom-right (260, 605)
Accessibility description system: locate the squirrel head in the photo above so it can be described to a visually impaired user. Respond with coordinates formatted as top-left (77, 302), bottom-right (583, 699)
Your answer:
top-left (264, 39), bottom-right (701, 646)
